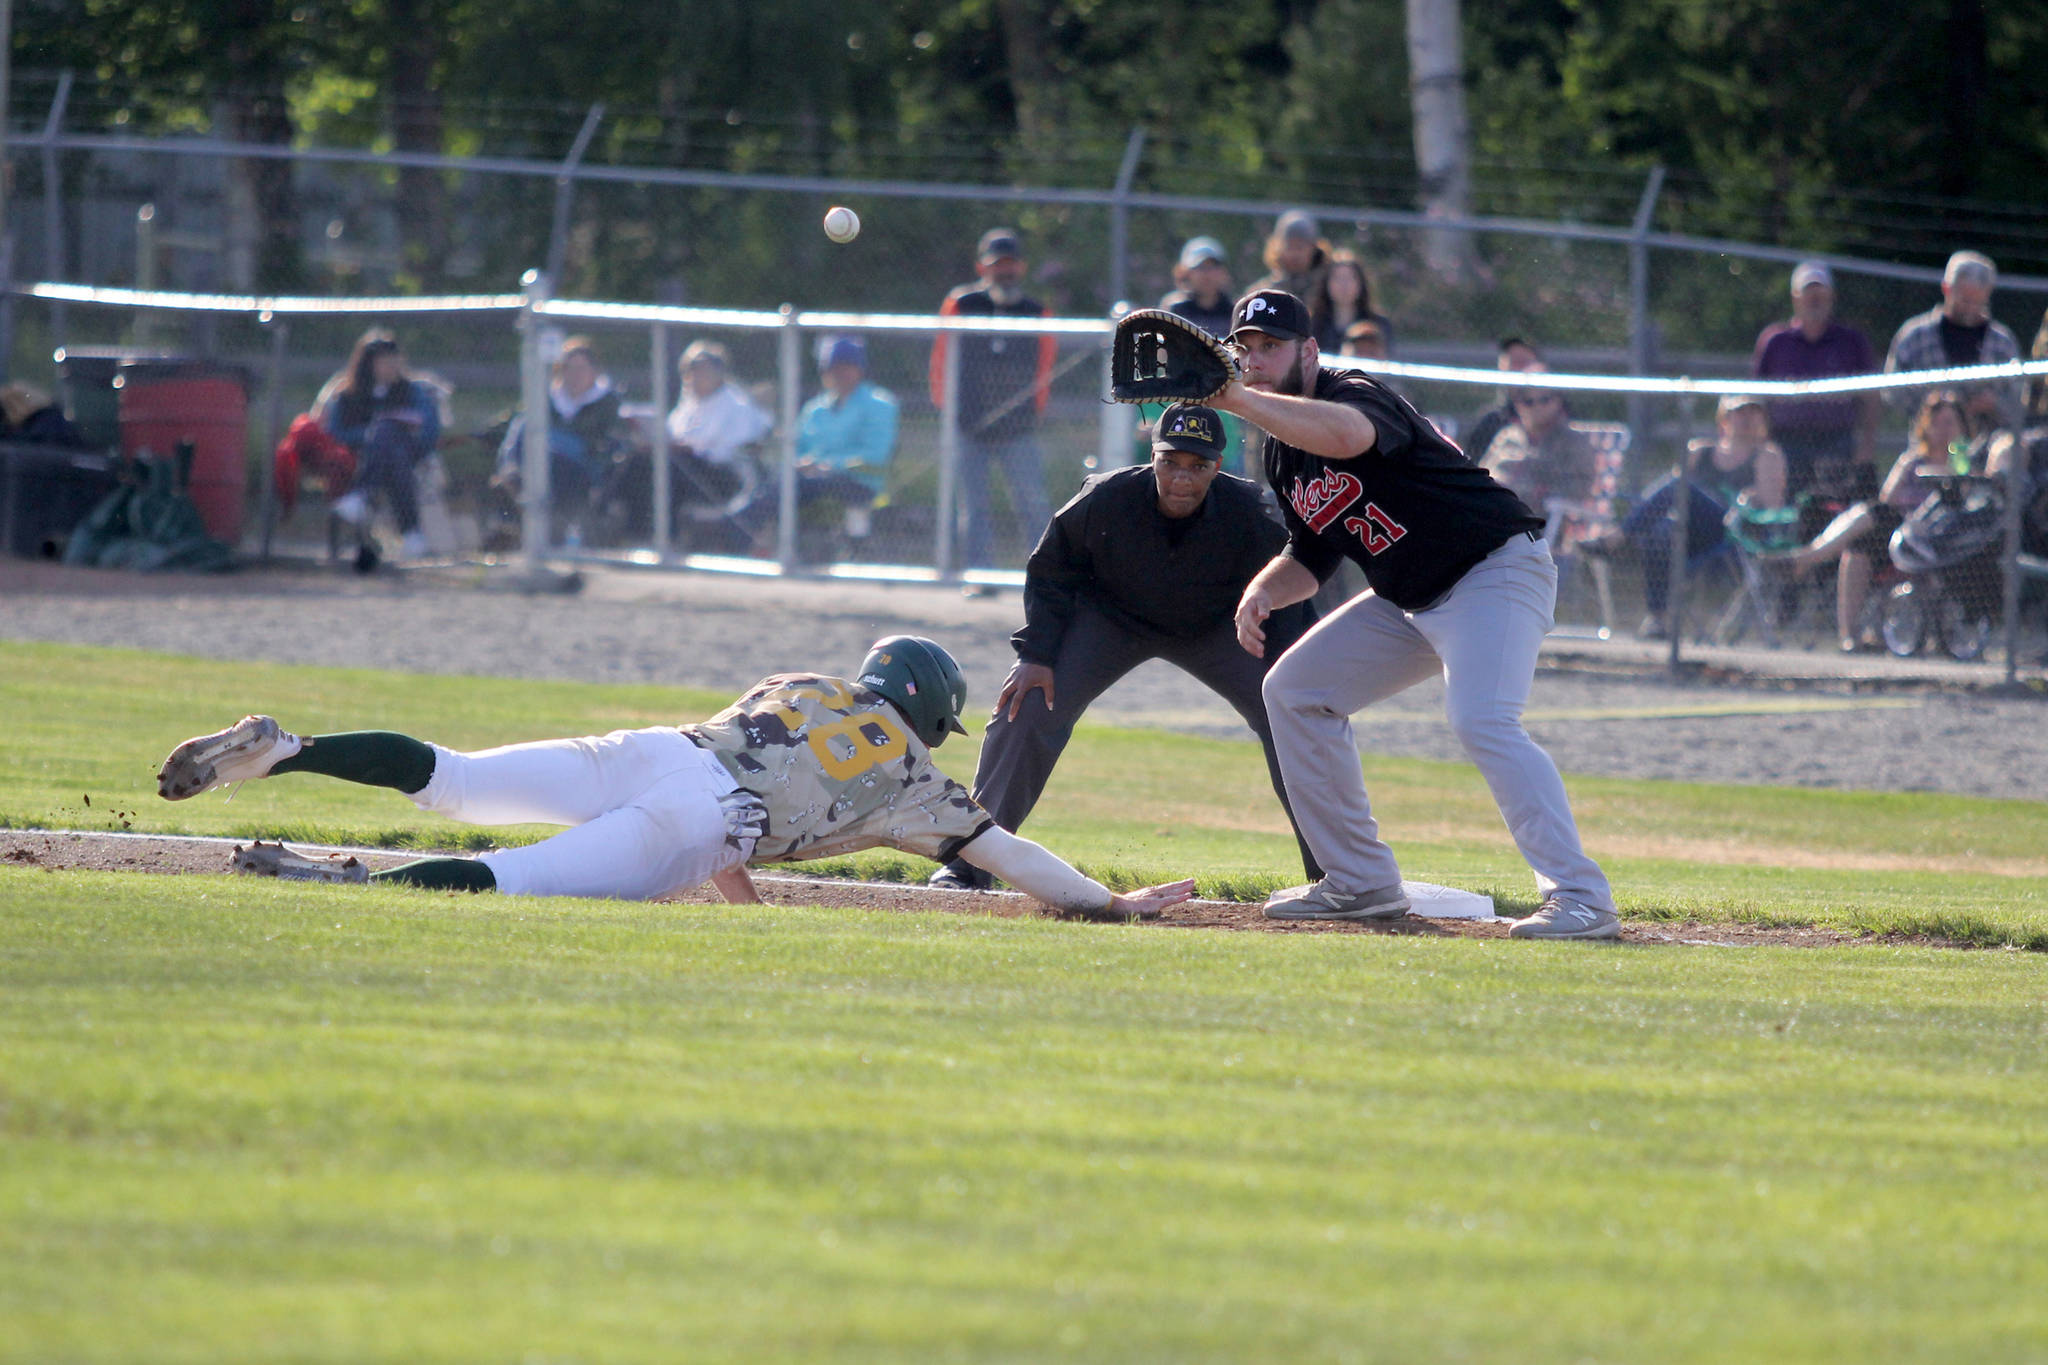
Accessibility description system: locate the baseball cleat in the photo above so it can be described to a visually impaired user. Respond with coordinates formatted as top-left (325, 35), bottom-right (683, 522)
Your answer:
top-left (1508, 896), bottom-right (1621, 940)
top-left (230, 840), bottom-right (368, 884)
top-left (157, 715), bottom-right (304, 801)
top-left (1262, 881), bottom-right (1410, 921)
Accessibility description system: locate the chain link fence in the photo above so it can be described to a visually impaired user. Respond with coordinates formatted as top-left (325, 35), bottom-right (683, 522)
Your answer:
top-left (6, 97), bottom-right (2048, 679)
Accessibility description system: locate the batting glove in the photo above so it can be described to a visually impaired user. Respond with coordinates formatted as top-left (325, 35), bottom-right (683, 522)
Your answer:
top-left (718, 788), bottom-right (769, 850)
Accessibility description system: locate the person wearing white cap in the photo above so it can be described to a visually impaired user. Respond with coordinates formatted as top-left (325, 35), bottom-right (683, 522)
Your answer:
top-left (1750, 261), bottom-right (1879, 499)
top-left (1882, 249), bottom-right (2023, 433)
top-left (1159, 236), bottom-right (1235, 338)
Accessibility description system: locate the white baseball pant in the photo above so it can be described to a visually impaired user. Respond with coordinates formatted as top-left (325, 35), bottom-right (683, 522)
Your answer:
top-left (406, 726), bottom-right (742, 900)
top-left (1262, 533), bottom-right (1613, 909)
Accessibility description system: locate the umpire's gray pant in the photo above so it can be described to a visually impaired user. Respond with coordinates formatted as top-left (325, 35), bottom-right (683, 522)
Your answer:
top-left (968, 603), bottom-right (1321, 879)
top-left (1262, 533), bottom-right (1613, 909)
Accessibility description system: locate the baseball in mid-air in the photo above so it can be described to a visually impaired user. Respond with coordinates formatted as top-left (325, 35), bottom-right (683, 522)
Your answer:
top-left (823, 205), bottom-right (861, 243)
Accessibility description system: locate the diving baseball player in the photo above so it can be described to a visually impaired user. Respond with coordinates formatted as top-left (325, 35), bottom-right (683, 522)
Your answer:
top-left (156, 636), bottom-right (1194, 922)
top-left (1215, 289), bottom-right (1617, 939)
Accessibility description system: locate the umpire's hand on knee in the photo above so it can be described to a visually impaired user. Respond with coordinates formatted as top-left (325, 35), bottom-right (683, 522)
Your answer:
top-left (995, 662), bottom-right (1056, 720)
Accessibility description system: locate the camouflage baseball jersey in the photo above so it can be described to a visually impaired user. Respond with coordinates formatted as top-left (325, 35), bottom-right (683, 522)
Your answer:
top-left (681, 673), bottom-right (993, 863)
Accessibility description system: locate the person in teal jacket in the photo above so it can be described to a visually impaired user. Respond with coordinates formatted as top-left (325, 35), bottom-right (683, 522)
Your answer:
top-left (793, 335), bottom-right (899, 541)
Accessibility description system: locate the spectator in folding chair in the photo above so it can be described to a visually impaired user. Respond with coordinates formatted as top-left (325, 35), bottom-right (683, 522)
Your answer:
top-left (1582, 394), bottom-right (1788, 640)
top-left (1460, 337), bottom-right (1544, 463)
top-left (1477, 367), bottom-right (1600, 519)
top-left (1780, 391), bottom-right (1969, 652)
top-left (785, 335), bottom-right (899, 556)
top-left (662, 340), bottom-right (774, 548)
top-left (491, 335), bottom-right (628, 534)
top-left (316, 329), bottom-right (447, 562)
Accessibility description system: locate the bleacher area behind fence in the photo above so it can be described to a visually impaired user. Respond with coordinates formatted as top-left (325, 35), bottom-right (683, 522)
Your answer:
top-left (11, 280), bottom-right (2048, 683)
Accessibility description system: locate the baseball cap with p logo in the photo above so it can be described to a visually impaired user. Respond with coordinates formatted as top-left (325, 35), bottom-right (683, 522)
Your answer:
top-left (1228, 289), bottom-right (1313, 342)
top-left (1152, 403), bottom-right (1227, 461)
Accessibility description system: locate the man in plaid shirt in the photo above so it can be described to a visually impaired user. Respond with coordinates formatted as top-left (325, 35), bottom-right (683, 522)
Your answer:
top-left (1883, 250), bottom-right (2023, 435)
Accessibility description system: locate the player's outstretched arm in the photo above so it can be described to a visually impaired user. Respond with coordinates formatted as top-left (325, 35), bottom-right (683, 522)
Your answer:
top-left (1212, 379), bottom-right (1377, 458)
top-left (956, 827), bottom-right (1195, 922)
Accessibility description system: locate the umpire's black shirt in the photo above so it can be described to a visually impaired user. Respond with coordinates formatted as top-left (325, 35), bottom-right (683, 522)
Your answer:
top-left (1013, 465), bottom-right (1287, 665)
top-left (1265, 368), bottom-right (1544, 611)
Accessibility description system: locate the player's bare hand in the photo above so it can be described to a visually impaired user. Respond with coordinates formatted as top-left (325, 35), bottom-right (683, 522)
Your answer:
top-left (995, 662), bottom-right (1056, 720)
top-left (1101, 878), bottom-right (1199, 922)
top-left (1235, 586), bottom-right (1273, 657)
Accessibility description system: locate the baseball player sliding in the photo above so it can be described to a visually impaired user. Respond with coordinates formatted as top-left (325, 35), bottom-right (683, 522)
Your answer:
top-left (155, 636), bottom-right (1194, 922)
top-left (1216, 289), bottom-right (1618, 939)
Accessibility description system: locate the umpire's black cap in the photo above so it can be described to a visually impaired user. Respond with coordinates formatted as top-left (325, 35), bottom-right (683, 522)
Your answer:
top-left (1229, 289), bottom-right (1313, 342)
top-left (1152, 403), bottom-right (1227, 461)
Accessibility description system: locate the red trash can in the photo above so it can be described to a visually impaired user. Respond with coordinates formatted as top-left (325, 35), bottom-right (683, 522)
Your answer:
top-left (116, 360), bottom-right (253, 545)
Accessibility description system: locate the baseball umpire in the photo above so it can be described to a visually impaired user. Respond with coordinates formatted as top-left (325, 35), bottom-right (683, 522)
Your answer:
top-left (156, 636), bottom-right (1194, 922)
top-left (929, 402), bottom-right (1321, 891)
top-left (1217, 289), bottom-right (1618, 939)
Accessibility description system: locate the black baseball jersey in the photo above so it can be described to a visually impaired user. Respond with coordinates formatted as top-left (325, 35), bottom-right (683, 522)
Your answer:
top-left (1264, 368), bottom-right (1545, 610)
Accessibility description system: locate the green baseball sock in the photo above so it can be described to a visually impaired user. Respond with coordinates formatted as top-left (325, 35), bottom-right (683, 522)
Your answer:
top-left (271, 732), bottom-right (487, 890)
top-left (372, 858), bottom-right (497, 893)
top-left (271, 731), bottom-right (437, 794)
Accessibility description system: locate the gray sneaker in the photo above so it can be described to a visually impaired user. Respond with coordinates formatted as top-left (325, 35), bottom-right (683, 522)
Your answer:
top-left (230, 840), bottom-right (368, 884)
top-left (158, 715), bottom-right (304, 801)
top-left (1509, 896), bottom-right (1621, 940)
top-left (1263, 881), bottom-right (1411, 921)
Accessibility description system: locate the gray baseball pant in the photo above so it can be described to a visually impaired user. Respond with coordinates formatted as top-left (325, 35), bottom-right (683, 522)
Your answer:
top-left (970, 603), bottom-right (1322, 879)
top-left (1261, 533), bottom-right (1612, 909)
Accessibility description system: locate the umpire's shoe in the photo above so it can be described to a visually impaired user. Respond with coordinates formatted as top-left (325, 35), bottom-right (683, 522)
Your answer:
top-left (928, 861), bottom-right (995, 892)
top-left (158, 715), bottom-right (305, 801)
top-left (1263, 880), bottom-right (1410, 921)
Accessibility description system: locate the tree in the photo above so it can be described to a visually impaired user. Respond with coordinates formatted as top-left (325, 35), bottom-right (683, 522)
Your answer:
top-left (1404, 0), bottom-right (1478, 276)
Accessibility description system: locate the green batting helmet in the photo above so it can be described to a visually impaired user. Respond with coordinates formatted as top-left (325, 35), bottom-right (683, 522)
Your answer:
top-left (857, 635), bottom-right (970, 748)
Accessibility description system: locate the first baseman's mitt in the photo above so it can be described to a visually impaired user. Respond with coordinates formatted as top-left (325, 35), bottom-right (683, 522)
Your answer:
top-left (1109, 308), bottom-right (1239, 404)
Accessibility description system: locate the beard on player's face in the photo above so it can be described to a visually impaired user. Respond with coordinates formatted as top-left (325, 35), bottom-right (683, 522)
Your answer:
top-left (1269, 341), bottom-right (1313, 396)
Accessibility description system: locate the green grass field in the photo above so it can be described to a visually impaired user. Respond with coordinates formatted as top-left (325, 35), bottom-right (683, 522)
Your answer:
top-left (4, 641), bottom-right (2047, 1362)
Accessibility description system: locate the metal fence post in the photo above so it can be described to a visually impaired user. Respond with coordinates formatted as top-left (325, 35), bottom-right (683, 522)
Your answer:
top-left (1627, 165), bottom-right (1666, 455)
top-left (934, 328), bottom-right (962, 579)
top-left (775, 305), bottom-right (801, 569)
top-left (518, 268), bottom-right (554, 573)
top-left (2001, 448), bottom-right (2027, 685)
top-left (543, 104), bottom-right (605, 291)
top-left (41, 71), bottom-right (74, 352)
top-left (1107, 126), bottom-right (1146, 309)
top-left (649, 321), bottom-right (671, 560)
top-left (1098, 303), bottom-right (1130, 471)
top-left (1666, 389), bottom-right (1696, 672)
top-left (255, 313), bottom-right (289, 561)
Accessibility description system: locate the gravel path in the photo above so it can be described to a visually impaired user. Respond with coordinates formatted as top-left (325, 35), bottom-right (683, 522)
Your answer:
top-left (5, 557), bottom-right (2045, 802)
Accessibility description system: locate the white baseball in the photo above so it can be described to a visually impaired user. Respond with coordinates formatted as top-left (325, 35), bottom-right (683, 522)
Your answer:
top-left (823, 205), bottom-right (861, 244)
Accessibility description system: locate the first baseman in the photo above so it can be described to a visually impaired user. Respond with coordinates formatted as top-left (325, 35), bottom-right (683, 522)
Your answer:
top-left (156, 636), bottom-right (1194, 922)
top-left (929, 402), bottom-right (1321, 891)
top-left (1216, 289), bottom-right (1617, 939)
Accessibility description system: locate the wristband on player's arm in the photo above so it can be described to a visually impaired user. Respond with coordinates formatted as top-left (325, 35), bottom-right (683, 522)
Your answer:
top-left (956, 826), bottom-right (1112, 916)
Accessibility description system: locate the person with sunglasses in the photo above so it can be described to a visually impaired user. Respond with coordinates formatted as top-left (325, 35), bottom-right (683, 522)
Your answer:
top-left (1476, 364), bottom-right (1600, 522)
